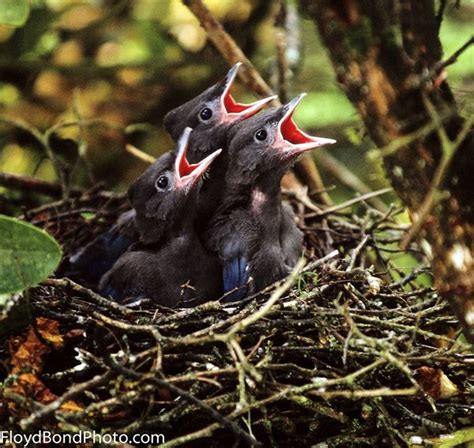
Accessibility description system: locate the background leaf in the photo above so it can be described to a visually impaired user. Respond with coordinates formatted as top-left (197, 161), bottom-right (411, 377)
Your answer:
top-left (0, 215), bottom-right (62, 296)
top-left (0, 0), bottom-right (30, 27)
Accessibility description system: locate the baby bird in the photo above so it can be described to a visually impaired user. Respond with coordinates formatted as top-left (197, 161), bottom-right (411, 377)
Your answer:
top-left (164, 62), bottom-right (277, 225)
top-left (99, 128), bottom-right (223, 307)
top-left (63, 64), bottom-right (274, 287)
top-left (206, 94), bottom-right (335, 301)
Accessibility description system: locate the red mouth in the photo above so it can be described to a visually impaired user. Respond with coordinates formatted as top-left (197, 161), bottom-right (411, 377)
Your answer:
top-left (223, 92), bottom-right (252, 114)
top-left (175, 128), bottom-right (222, 190)
top-left (220, 62), bottom-right (276, 119)
top-left (277, 94), bottom-right (337, 156)
top-left (280, 113), bottom-right (315, 145)
top-left (177, 151), bottom-right (198, 178)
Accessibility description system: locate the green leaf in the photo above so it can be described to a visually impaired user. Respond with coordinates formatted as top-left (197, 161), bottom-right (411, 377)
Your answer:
top-left (0, 215), bottom-right (62, 296)
top-left (0, 0), bottom-right (30, 27)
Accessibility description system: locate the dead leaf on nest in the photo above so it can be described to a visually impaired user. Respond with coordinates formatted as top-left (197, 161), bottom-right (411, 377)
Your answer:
top-left (415, 366), bottom-right (460, 399)
top-left (60, 400), bottom-right (84, 413)
top-left (3, 317), bottom-right (82, 416)
top-left (9, 317), bottom-right (63, 374)
top-left (8, 373), bottom-right (57, 404)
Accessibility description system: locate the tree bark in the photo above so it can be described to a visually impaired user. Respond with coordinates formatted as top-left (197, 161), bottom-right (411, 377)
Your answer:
top-left (301, 0), bottom-right (474, 341)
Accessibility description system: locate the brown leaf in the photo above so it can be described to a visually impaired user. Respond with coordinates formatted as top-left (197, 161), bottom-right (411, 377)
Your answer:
top-left (9, 318), bottom-right (63, 374)
top-left (415, 366), bottom-right (460, 399)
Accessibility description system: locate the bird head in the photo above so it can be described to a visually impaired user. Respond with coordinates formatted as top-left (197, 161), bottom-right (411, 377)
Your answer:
top-left (129, 128), bottom-right (221, 243)
top-left (227, 93), bottom-right (336, 178)
top-left (163, 63), bottom-right (276, 162)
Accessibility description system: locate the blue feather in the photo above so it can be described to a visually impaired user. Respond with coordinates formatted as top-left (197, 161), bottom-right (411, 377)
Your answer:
top-left (64, 230), bottom-right (134, 288)
top-left (222, 256), bottom-right (249, 302)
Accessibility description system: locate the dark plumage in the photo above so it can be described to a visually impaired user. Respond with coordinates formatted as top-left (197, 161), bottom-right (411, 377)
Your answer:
top-left (164, 62), bottom-right (276, 224)
top-left (99, 128), bottom-right (223, 306)
top-left (63, 64), bottom-right (274, 288)
top-left (61, 209), bottom-right (139, 289)
top-left (164, 63), bottom-right (276, 163)
top-left (206, 94), bottom-right (336, 301)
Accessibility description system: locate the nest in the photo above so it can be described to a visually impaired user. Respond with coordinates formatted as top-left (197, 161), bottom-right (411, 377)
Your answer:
top-left (0, 191), bottom-right (472, 447)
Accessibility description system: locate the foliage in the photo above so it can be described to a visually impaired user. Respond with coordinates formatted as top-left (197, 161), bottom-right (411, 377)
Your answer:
top-left (0, 214), bottom-right (62, 296)
top-left (0, 0), bottom-right (30, 27)
top-left (0, 0), bottom-right (471, 198)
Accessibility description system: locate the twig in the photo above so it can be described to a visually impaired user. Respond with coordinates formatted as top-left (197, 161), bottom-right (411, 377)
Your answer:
top-left (306, 188), bottom-right (393, 218)
top-left (19, 370), bottom-right (113, 430)
top-left (125, 144), bottom-right (156, 164)
top-left (346, 235), bottom-right (370, 271)
top-left (183, 0), bottom-right (274, 98)
top-left (0, 172), bottom-right (81, 197)
top-left (106, 359), bottom-right (261, 447)
top-left (436, 0), bottom-right (448, 30)
top-left (432, 35), bottom-right (474, 75)
top-left (219, 259), bottom-right (305, 342)
top-left (274, 0), bottom-right (290, 104)
top-left (43, 278), bottom-right (134, 317)
top-left (316, 149), bottom-right (388, 212)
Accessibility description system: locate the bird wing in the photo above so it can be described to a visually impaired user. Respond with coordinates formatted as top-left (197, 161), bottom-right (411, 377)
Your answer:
top-left (222, 254), bottom-right (249, 302)
top-left (63, 210), bottom-right (138, 288)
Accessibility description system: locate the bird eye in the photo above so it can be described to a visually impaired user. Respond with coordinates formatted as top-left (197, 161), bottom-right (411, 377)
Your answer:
top-left (199, 107), bottom-right (213, 121)
top-left (255, 129), bottom-right (267, 141)
top-left (155, 175), bottom-right (169, 191)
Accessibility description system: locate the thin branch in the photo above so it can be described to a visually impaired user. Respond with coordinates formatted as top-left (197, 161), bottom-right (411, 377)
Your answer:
top-left (436, 0), bottom-right (448, 31)
top-left (316, 149), bottom-right (388, 212)
top-left (432, 35), bottom-right (474, 75)
top-left (401, 101), bottom-right (472, 249)
top-left (19, 370), bottom-right (113, 430)
top-left (306, 188), bottom-right (393, 218)
top-left (0, 172), bottom-right (81, 197)
top-left (125, 144), bottom-right (156, 164)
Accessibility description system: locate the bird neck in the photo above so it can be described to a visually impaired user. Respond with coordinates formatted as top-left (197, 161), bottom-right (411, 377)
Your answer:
top-left (251, 170), bottom-right (283, 211)
top-left (136, 206), bottom-right (197, 246)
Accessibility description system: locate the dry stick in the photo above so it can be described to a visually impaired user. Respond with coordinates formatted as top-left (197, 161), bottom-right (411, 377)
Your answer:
top-left (219, 258), bottom-right (305, 342)
top-left (44, 278), bottom-right (134, 317)
top-left (306, 187), bottom-right (393, 218)
top-left (183, 0), bottom-right (329, 200)
top-left (274, 0), bottom-right (290, 105)
top-left (308, 387), bottom-right (419, 399)
top-left (106, 359), bottom-right (261, 447)
top-left (315, 149), bottom-right (388, 212)
top-left (159, 358), bottom-right (387, 448)
top-left (19, 370), bottom-right (114, 430)
top-left (431, 35), bottom-right (474, 76)
top-left (0, 172), bottom-right (81, 197)
top-left (125, 143), bottom-right (156, 164)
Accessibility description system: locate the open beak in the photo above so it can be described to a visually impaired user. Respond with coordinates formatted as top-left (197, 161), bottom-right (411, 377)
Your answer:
top-left (174, 127), bottom-right (222, 192)
top-left (220, 62), bottom-right (277, 120)
top-left (277, 93), bottom-right (336, 158)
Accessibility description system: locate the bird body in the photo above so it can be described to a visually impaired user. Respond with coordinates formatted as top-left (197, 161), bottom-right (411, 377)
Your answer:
top-left (62, 66), bottom-right (336, 307)
top-left (63, 64), bottom-right (274, 289)
top-left (99, 128), bottom-right (223, 306)
top-left (206, 95), bottom-right (335, 300)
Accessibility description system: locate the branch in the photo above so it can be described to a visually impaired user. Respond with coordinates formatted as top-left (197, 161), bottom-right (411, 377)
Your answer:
top-left (315, 149), bottom-right (389, 212)
top-left (432, 35), bottom-right (474, 75)
top-left (0, 172), bottom-right (81, 198)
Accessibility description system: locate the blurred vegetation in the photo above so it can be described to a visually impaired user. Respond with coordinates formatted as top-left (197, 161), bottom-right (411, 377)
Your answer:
top-left (0, 0), bottom-right (472, 216)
